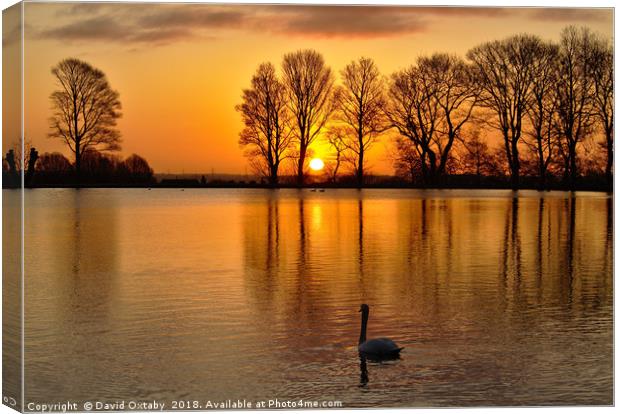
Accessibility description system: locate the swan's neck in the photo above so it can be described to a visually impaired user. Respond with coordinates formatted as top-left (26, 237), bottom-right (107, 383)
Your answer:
top-left (359, 310), bottom-right (368, 345)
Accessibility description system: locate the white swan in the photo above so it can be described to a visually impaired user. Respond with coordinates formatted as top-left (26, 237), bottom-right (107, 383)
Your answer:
top-left (358, 304), bottom-right (403, 357)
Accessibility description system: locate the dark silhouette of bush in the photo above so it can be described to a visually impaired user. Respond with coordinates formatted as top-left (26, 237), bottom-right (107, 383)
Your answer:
top-left (36, 152), bottom-right (72, 173)
top-left (25, 148), bottom-right (38, 187)
top-left (3, 149), bottom-right (19, 188)
top-left (119, 154), bottom-right (155, 184)
top-left (25, 149), bottom-right (155, 187)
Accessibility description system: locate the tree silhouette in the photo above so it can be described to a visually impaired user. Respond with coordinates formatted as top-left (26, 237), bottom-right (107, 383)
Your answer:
top-left (554, 26), bottom-right (598, 190)
top-left (48, 58), bottom-right (122, 186)
top-left (3, 149), bottom-right (18, 187)
top-left (467, 34), bottom-right (542, 190)
top-left (386, 65), bottom-right (440, 186)
top-left (25, 148), bottom-right (39, 187)
top-left (80, 149), bottom-right (121, 182)
top-left (386, 54), bottom-right (476, 186)
top-left (325, 126), bottom-right (349, 183)
top-left (459, 131), bottom-right (501, 182)
top-left (421, 54), bottom-right (478, 179)
top-left (524, 41), bottom-right (559, 190)
top-left (237, 63), bottom-right (292, 186)
top-left (592, 38), bottom-right (613, 186)
top-left (122, 154), bottom-right (154, 183)
top-left (282, 50), bottom-right (335, 186)
top-left (36, 152), bottom-right (72, 173)
top-left (336, 57), bottom-right (387, 187)
top-left (389, 136), bottom-right (423, 184)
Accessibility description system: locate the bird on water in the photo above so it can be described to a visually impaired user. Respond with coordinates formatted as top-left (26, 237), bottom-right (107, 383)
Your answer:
top-left (358, 304), bottom-right (403, 358)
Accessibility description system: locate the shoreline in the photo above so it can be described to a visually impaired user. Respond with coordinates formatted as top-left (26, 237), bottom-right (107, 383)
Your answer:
top-left (3, 184), bottom-right (612, 194)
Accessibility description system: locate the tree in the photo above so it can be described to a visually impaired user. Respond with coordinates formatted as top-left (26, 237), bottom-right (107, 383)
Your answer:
top-left (467, 34), bottom-right (542, 189)
top-left (25, 148), bottom-right (39, 186)
top-left (385, 54), bottom-right (476, 186)
top-left (282, 50), bottom-right (335, 186)
top-left (389, 136), bottom-right (423, 184)
top-left (337, 57), bottom-right (387, 187)
top-left (386, 65), bottom-right (440, 186)
top-left (420, 54), bottom-right (478, 179)
top-left (592, 38), bottom-right (613, 186)
top-left (80, 149), bottom-right (121, 182)
top-left (122, 154), bottom-right (154, 183)
top-left (325, 126), bottom-right (349, 183)
top-left (459, 130), bottom-right (500, 180)
top-left (554, 26), bottom-right (598, 190)
top-left (524, 41), bottom-right (559, 190)
top-left (237, 63), bottom-right (292, 186)
top-left (48, 58), bottom-right (122, 185)
top-left (36, 152), bottom-right (72, 173)
top-left (3, 149), bottom-right (18, 187)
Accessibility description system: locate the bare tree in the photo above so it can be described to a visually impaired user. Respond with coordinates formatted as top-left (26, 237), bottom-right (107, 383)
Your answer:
top-left (386, 65), bottom-right (440, 186)
top-left (554, 26), bottom-right (598, 190)
top-left (36, 152), bottom-right (72, 173)
top-left (421, 54), bottom-right (478, 178)
top-left (282, 50), bottom-right (335, 186)
top-left (48, 58), bottom-right (122, 185)
top-left (337, 57), bottom-right (387, 187)
top-left (5, 138), bottom-right (34, 172)
top-left (592, 38), bottom-right (613, 186)
top-left (325, 127), bottom-right (349, 183)
top-left (389, 136), bottom-right (423, 184)
top-left (467, 34), bottom-right (542, 190)
top-left (122, 154), bottom-right (154, 183)
top-left (524, 41), bottom-right (559, 190)
top-left (459, 131), bottom-right (501, 181)
top-left (237, 62), bottom-right (292, 186)
top-left (385, 54), bottom-right (476, 186)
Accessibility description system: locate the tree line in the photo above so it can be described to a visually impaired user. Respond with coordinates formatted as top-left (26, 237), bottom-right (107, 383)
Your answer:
top-left (236, 26), bottom-right (613, 190)
top-left (3, 144), bottom-right (154, 187)
top-left (3, 58), bottom-right (154, 187)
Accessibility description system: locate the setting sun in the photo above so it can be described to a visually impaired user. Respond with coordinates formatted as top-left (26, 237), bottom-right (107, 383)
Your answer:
top-left (309, 158), bottom-right (325, 171)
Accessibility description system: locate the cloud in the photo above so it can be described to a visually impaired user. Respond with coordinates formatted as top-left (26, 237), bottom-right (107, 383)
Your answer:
top-left (32, 4), bottom-right (612, 46)
top-left (41, 16), bottom-right (128, 42)
top-left (3, 24), bottom-right (21, 47)
top-left (38, 8), bottom-right (203, 45)
top-left (530, 8), bottom-right (612, 22)
top-left (137, 6), bottom-right (247, 28)
top-left (260, 6), bottom-right (428, 38)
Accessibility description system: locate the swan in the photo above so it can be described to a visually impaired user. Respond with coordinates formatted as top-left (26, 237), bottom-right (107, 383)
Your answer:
top-left (358, 304), bottom-right (403, 358)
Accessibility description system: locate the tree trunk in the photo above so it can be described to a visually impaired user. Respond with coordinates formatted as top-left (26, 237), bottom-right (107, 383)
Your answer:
top-left (75, 145), bottom-right (81, 188)
top-left (510, 140), bottom-right (520, 190)
top-left (605, 131), bottom-right (613, 187)
top-left (297, 146), bottom-right (306, 187)
top-left (356, 149), bottom-right (364, 189)
top-left (538, 162), bottom-right (546, 192)
top-left (269, 165), bottom-right (278, 188)
top-left (536, 135), bottom-right (546, 191)
top-left (427, 151), bottom-right (437, 187)
top-left (569, 144), bottom-right (578, 191)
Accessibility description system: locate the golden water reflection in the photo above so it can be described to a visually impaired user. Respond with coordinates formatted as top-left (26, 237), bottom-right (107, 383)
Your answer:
top-left (21, 189), bottom-right (612, 407)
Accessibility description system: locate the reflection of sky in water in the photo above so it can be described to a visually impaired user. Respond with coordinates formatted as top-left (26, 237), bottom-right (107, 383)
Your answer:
top-left (14, 189), bottom-right (613, 407)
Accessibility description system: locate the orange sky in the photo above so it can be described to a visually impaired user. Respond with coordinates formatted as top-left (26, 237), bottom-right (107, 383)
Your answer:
top-left (3, 2), bottom-right (614, 174)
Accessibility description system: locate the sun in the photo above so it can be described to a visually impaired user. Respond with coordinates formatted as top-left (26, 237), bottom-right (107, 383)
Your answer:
top-left (309, 158), bottom-right (325, 171)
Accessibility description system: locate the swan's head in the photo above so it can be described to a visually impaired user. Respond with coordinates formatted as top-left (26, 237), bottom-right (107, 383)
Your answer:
top-left (359, 304), bottom-right (369, 313)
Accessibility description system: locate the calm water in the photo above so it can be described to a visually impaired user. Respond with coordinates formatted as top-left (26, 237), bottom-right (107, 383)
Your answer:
top-left (13, 189), bottom-right (614, 407)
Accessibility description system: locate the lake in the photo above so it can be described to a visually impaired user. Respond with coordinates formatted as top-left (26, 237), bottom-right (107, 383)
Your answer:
top-left (7, 188), bottom-right (614, 408)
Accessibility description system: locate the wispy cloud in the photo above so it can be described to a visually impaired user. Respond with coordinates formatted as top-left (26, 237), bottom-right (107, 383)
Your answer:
top-left (530, 8), bottom-right (610, 22)
top-left (31, 4), bottom-right (612, 46)
top-left (40, 14), bottom-right (198, 45)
